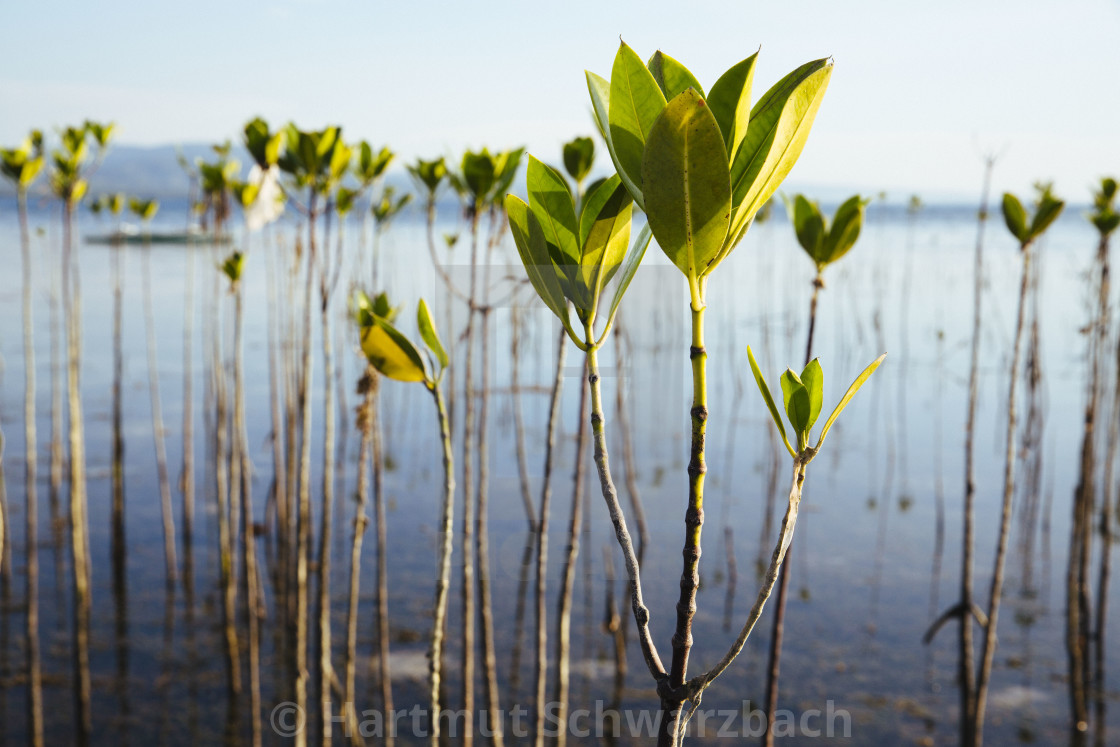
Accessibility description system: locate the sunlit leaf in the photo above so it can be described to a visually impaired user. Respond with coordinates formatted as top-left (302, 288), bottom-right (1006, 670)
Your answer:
top-left (641, 88), bottom-right (731, 280)
top-left (747, 345), bottom-right (795, 458)
top-left (707, 52), bottom-right (758, 159)
top-left (816, 353), bottom-right (887, 449)
top-left (1001, 193), bottom-right (1028, 243)
top-left (526, 155), bottom-right (580, 278)
top-left (601, 221), bottom-right (652, 338)
top-left (506, 194), bottom-right (570, 325)
top-left (780, 368), bottom-right (810, 444)
top-left (360, 316), bottom-right (427, 383)
top-left (647, 50), bottom-right (704, 100)
top-left (417, 298), bottom-right (448, 371)
top-left (578, 174), bottom-right (632, 313)
top-left (799, 358), bottom-right (823, 433)
top-left (608, 41), bottom-right (666, 200)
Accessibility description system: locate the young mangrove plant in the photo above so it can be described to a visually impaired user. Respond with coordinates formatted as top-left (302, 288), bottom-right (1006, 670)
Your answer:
top-left (968, 185), bottom-right (1063, 746)
top-left (506, 154), bottom-right (651, 745)
top-left (1, 129), bottom-right (45, 747)
top-left (51, 121), bottom-right (114, 745)
top-left (765, 191), bottom-right (867, 742)
top-left (586, 41), bottom-right (832, 743)
top-left (356, 296), bottom-right (452, 747)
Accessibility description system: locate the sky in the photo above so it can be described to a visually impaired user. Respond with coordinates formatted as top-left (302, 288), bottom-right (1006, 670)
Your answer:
top-left (3, 0), bottom-right (1118, 201)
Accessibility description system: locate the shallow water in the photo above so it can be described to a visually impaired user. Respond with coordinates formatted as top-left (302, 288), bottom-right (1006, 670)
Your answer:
top-left (0, 196), bottom-right (1117, 745)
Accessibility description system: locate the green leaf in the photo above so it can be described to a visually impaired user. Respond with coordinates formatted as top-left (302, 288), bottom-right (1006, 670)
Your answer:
top-left (820, 194), bottom-right (867, 265)
top-left (1002, 193), bottom-right (1028, 243)
top-left (729, 59), bottom-right (832, 241)
top-left (587, 70), bottom-right (644, 210)
top-left (608, 41), bottom-right (667, 200)
top-left (641, 88), bottom-right (731, 280)
top-left (816, 353), bottom-right (887, 449)
top-left (417, 298), bottom-right (448, 371)
top-left (563, 137), bottom-right (595, 185)
top-left (360, 316), bottom-right (427, 383)
top-left (577, 174), bottom-right (632, 313)
top-left (780, 369), bottom-right (810, 444)
top-left (799, 358), bottom-right (823, 433)
top-left (790, 194), bottom-right (825, 261)
top-left (648, 50), bottom-right (704, 100)
top-left (1028, 194), bottom-right (1064, 240)
top-left (707, 52), bottom-right (758, 159)
top-left (462, 149), bottom-right (496, 202)
top-left (526, 155), bottom-right (580, 279)
top-left (505, 194), bottom-right (571, 325)
top-left (747, 346), bottom-right (795, 458)
top-left (221, 251), bottom-right (245, 284)
top-left (600, 221), bottom-right (652, 339)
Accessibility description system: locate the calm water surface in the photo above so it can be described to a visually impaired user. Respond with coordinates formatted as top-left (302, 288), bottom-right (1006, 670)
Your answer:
top-left (0, 196), bottom-right (1116, 745)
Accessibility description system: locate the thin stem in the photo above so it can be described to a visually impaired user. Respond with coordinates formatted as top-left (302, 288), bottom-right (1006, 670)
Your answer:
top-left (972, 244), bottom-right (1031, 745)
top-left (661, 297), bottom-right (708, 746)
top-left (428, 383), bottom-right (456, 746)
top-left (586, 340), bottom-right (666, 682)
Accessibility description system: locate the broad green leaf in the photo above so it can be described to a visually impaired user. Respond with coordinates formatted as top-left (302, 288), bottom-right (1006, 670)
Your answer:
top-left (505, 194), bottom-right (570, 324)
top-left (729, 60), bottom-right (832, 241)
top-left (707, 52), bottom-right (758, 158)
top-left (417, 298), bottom-right (449, 370)
top-left (221, 251), bottom-right (245, 284)
top-left (587, 70), bottom-right (644, 210)
top-left (816, 353), bottom-right (887, 449)
top-left (360, 316), bottom-right (426, 383)
top-left (780, 369), bottom-right (810, 442)
top-left (578, 175), bottom-right (632, 313)
top-left (641, 89), bottom-right (732, 279)
top-left (648, 50), bottom-right (704, 100)
top-left (1001, 193), bottom-right (1028, 243)
top-left (799, 358), bottom-right (823, 433)
top-left (790, 194), bottom-right (825, 260)
top-left (747, 346), bottom-right (795, 458)
top-left (563, 137), bottom-right (595, 185)
top-left (1028, 195), bottom-right (1064, 240)
top-left (600, 221), bottom-right (652, 340)
top-left (491, 147), bottom-right (525, 204)
top-left (526, 155), bottom-right (580, 276)
top-left (820, 194), bottom-right (867, 265)
top-left (608, 42), bottom-right (667, 199)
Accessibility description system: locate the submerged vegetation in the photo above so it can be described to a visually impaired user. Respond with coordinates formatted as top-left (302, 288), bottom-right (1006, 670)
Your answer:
top-left (0, 38), bottom-right (1118, 747)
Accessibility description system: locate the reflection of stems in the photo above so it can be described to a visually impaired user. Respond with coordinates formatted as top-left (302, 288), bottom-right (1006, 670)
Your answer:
top-left (182, 240), bottom-right (196, 565)
top-left (111, 235), bottom-right (129, 747)
top-left (427, 383), bottom-right (455, 746)
top-left (554, 375), bottom-right (589, 747)
top-left (143, 237), bottom-right (179, 586)
top-left (974, 244), bottom-right (1032, 745)
top-left (19, 187), bottom-right (44, 747)
top-left (460, 209), bottom-right (480, 747)
top-left (534, 329), bottom-right (567, 747)
top-left (318, 275), bottom-right (338, 747)
top-left (371, 373), bottom-right (394, 742)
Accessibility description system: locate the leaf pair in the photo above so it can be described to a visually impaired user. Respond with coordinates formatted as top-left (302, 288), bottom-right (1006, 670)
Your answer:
top-left (128, 197), bottom-right (159, 222)
top-left (358, 295), bottom-right (448, 387)
top-left (408, 157), bottom-right (448, 198)
top-left (450, 148), bottom-right (524, 210)
top-left (243, 118), bottom-right (287, 170)
top-left (355, 143), bottom-right (394, 186)
top-left (221, 251), bottom-right (245, 286)
top-left (278, 124), bottom-right (347, 193)
top-left (747, 346), bottom-right (885, 458)
top-left (1090, 177), bottom-right (1119, 238)
top-left (785, 194), bottom-right (868, 271)
top-left (373, 186), bottom-right (412, 225)
top-left (0, 134), bottom-right (44, 190)
top-left (1001, 189), bottom-right (1065, 247)
top-left (562, 136), bottom-right (595, 188)
top-left (587, 42), bottom-right (832, 284)
top-left (506, 156), bottom-right (650, 345)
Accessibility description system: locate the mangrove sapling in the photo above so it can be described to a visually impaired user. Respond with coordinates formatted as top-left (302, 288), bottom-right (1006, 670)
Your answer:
top-left (765, 191), bottom-right (867, 742)
top-left (448, 146), bottom-right (522, 747)
top-left (133, 197), bottom-right (181, 588)
top-left (969, 186), bottom-right (1065, 746)
top-left (587, 42), bottom-right (831, 743)
top-left (357, 296), bottom-right (452, 747)
top-left (1088, 178), bottom-right (1119, 734)
top-left (50, 122), bottom-right (111, 745)
top-left (505, 156), bottom-right (654, 736)
top-left (2, 130), bottom-right (45, 747)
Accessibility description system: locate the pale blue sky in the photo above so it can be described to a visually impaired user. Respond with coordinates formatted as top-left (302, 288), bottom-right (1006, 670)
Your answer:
top-left (3, 0), bottom-right (1117, 200)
